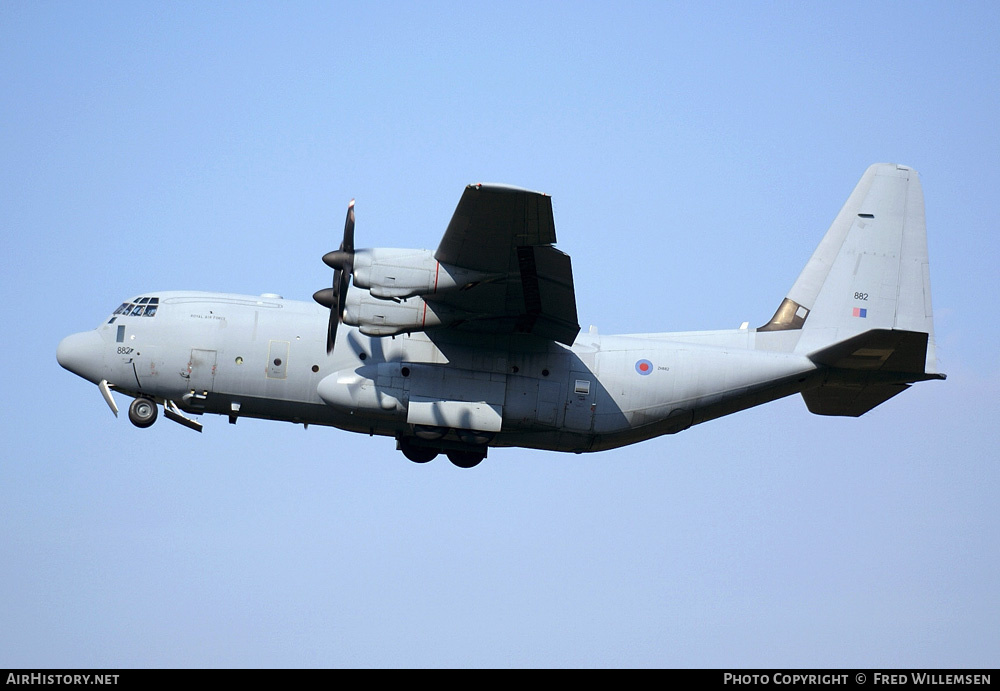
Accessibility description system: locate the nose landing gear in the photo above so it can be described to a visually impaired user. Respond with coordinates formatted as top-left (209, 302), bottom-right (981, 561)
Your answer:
top-left (128, 397), bottom-right (158, 428)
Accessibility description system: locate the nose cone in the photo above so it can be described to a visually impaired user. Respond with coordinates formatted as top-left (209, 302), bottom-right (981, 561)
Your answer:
top-left (57, 330), bottom-right (106, 383)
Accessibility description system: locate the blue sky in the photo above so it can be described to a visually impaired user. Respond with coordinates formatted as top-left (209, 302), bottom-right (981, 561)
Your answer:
top-left (2, 2), bottom-right (997, 668)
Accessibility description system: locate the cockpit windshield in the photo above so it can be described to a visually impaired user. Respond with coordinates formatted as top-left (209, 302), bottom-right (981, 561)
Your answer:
top-left (111, 296), bottom-right (159, 319)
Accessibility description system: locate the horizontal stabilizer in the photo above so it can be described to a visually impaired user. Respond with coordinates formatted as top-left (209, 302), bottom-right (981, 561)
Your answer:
top-left (807, 328), bottom-right (942, 376)
top-left (803, 328), bottom-right (944, 416)
top-left (802, 382), bottom-right (910, 417)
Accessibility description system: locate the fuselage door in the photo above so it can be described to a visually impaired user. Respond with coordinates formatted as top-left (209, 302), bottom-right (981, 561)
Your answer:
top-left (564, 370), bottom-right (595, 431)
top-left (188, 349), bottom-right (218, 394)
top-left (537, 379), bottom-right (561, 426)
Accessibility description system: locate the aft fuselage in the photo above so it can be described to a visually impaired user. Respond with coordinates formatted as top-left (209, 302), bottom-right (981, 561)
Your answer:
top-left (57, 291), bottom-right (821, 453)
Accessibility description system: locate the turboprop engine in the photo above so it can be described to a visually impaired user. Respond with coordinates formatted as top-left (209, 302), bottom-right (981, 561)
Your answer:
top-left (342, 288), bottom-right (468, 337)
top-left (314, 200), bottom-right (500, 349)
top-left (351, 248), bottom-right (496, 299)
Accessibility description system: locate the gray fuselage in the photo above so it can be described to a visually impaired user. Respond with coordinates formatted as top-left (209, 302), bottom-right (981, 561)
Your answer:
top-left (61, 290), bottom-right (821, 453)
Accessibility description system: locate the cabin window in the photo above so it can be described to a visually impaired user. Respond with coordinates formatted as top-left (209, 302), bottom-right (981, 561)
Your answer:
top-left (574, 380), bottom-right (591, 395)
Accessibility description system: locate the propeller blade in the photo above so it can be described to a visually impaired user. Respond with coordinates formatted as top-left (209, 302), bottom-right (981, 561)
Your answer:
top-left (319, 199), bottom-right (357, 355)
top-left (326, 308), bottom-right (339, 353)
top-left (343, 199), bottom-right (355, 253)
top-left (326, 267), bottom-right (343, 353)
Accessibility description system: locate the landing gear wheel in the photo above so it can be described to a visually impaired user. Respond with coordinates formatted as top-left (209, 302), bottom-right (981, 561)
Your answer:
top-left (399, 438), bottom-right (437, 464)
top-left (128, 397), bottom-right (158, 428)
top-left (447, 449), bottom-right (485, 469)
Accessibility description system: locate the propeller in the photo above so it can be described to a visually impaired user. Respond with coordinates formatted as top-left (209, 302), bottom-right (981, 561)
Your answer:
top-left (314, 199), bottom-right (355, 353)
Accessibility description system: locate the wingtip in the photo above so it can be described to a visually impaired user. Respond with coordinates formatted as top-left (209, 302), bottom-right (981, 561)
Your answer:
top-left (469, 182), bottom-right (549, 196)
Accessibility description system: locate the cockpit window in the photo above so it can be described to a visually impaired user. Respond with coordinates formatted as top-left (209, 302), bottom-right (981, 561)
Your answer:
top-left (113, 297), bottom-right (160, 318)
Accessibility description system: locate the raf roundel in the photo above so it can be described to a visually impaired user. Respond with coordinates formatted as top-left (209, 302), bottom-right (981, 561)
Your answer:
top-left (635, 359), bottom-right (653, 376)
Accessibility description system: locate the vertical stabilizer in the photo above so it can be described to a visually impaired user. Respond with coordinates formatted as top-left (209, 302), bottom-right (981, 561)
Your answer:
top-left (760, 164), bottom-right (940, 376)
top-left (758, 164), bottom-right (944, 416)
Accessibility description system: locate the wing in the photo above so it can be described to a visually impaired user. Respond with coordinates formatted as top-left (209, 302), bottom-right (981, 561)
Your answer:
top-left (431, 183), bottom-right (580, 345)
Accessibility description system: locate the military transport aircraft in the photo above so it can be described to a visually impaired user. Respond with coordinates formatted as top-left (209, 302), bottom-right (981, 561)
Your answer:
top-left (57, 164), bottom-right (944, 468)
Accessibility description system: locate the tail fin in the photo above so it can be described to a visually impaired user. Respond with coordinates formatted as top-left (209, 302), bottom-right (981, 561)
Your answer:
top-left (758, 163), bottom-right (944, 415)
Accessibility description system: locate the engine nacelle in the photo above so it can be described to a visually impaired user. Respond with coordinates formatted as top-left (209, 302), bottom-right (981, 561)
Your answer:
top-left (352, 248), bottom-right (496, 299)
top-left (342, 288), bottom-right (469, 337)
